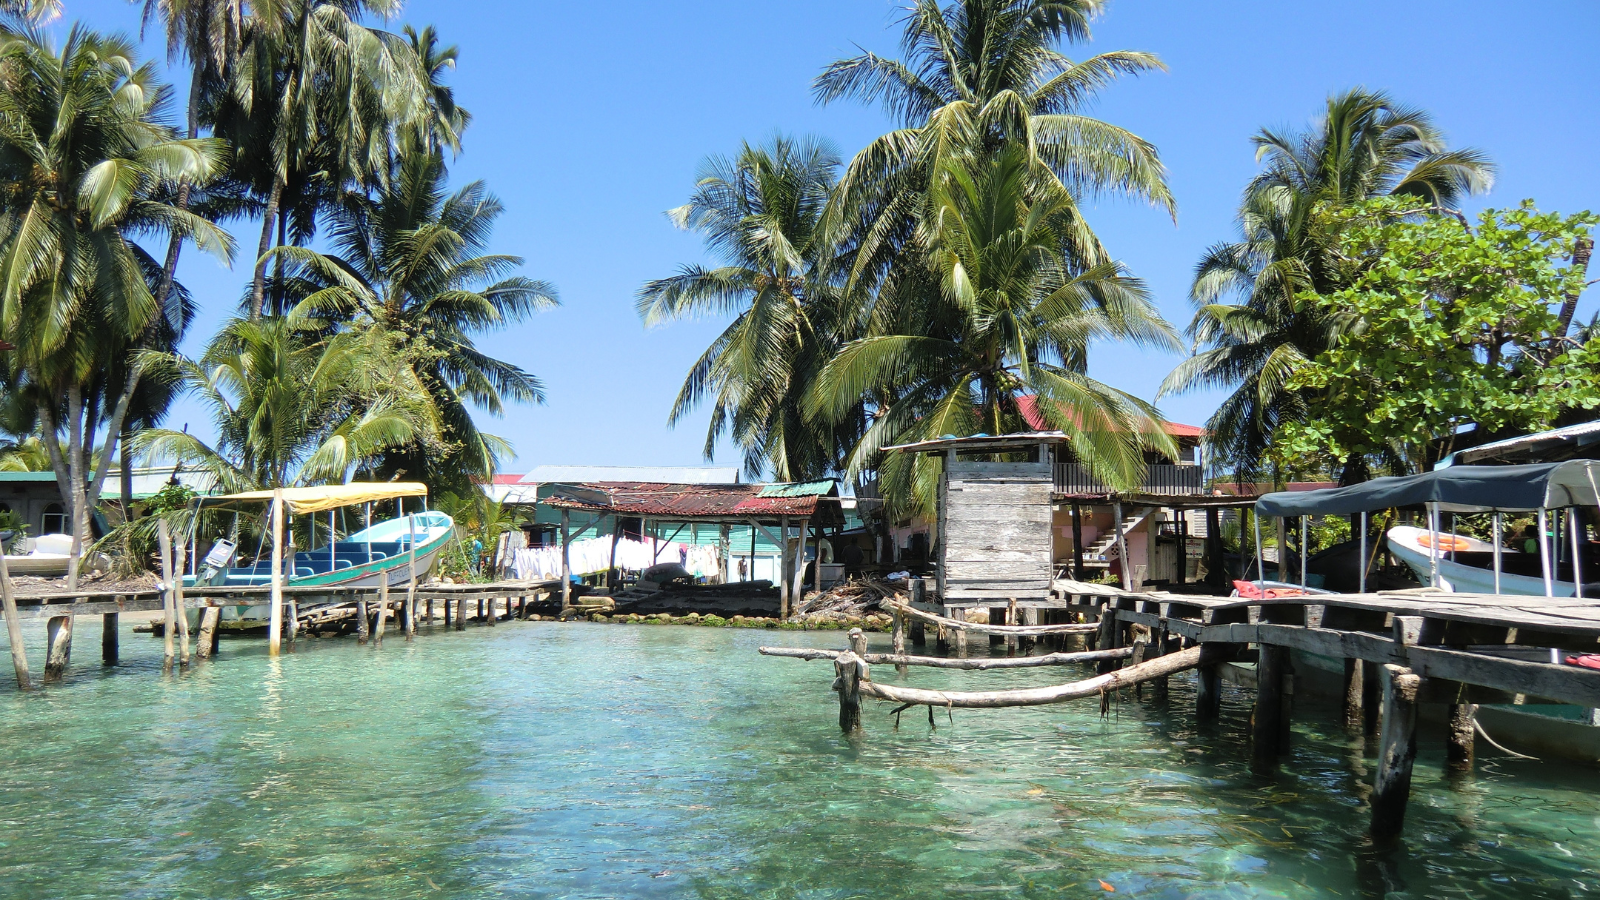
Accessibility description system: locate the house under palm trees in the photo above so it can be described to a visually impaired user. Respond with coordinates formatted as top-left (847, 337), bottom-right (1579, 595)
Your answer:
top-left (882, 403), bottom-right (1245, 616)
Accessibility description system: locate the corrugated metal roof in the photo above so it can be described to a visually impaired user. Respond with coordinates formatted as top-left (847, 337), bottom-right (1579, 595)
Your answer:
top-left (756, 480), bottom-right (837, 498)
top-left (1441, 420), bottom-right (1600, 468)
top-left (542, 481), bottom-right (843, 525)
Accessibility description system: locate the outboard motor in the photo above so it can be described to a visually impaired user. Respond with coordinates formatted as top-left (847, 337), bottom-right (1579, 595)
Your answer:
top-left (196, 538), bottom-right (238, 586)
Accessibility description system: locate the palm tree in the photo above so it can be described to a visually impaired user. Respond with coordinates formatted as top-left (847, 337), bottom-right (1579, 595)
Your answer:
top-left (1161, 88), bottom-right (1495, 481)
top-left (0, 27), bottom-right (231, 586)
top-left (274, 151), bottom-right (557, 486)
top-left (815, 0), bottom-right (1171, 290)
top-left (223, 0), bottom-right (427, 318)
top-left (638, 135), bottom-right (857, 481)
top-left (134, 316), bottom-right (437, 490)
top-left (810, 145), bottom-right (1178, 515)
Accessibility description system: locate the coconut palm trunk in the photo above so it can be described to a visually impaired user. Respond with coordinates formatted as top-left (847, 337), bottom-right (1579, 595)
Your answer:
top-left (251, 176), bottom-right (285, 319)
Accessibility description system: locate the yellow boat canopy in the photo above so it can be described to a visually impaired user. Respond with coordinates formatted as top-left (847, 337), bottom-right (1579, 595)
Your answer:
top-left (200, 482), bottom-right (428, 515)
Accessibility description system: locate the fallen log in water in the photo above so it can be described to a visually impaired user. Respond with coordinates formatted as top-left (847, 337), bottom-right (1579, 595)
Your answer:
top-left (882, 600), bottom-right (1099, 637)
top-left (855, 646), bottom-right (1203, 708)
top-left (758, 646), bottom-right (1133, 670)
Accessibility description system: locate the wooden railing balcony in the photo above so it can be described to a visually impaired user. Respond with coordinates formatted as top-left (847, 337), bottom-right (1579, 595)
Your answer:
top-left (1053, 463), bottom-right (1204, 496)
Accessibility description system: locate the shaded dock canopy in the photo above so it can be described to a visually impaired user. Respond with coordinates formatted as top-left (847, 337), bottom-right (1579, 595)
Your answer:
top-left (540, 480), bottom-right (844, 528)
top-left (1256, 461), bottom-right (1600, 517)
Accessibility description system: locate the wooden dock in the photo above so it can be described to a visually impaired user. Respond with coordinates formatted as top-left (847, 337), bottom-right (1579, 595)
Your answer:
top-left (2, 580), bottom-right (561, 684)
top-left (765, 580), bottom-right (1600, 840)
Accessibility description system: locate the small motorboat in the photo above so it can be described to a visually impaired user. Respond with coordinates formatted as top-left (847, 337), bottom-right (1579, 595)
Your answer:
top-left (1386, 524), bottom-right (1591, 597)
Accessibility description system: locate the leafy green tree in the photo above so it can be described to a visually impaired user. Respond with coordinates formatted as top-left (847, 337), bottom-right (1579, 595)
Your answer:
top-left (135, 316), bottom-right (437, 489)
top-left (639, 135), bottom-right (856, 481)
top-left (1273, 198), bottom-right (1600, 473)
top-left (1162, 88), bottom-right (1495, 481)
top-left (0, 27), bottom-right (231, 586)
top-left (278, 151), bottom-right (557, 486)
top-left (811, 145), bottom-right (1178, 515)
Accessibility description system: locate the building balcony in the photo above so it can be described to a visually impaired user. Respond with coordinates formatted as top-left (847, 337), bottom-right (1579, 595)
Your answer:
top-left (1053, 462), bottom-right (1204, 497)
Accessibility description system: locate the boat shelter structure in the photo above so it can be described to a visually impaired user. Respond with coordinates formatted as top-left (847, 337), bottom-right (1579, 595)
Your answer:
top-left (539, 480), bottom-right (844, 617)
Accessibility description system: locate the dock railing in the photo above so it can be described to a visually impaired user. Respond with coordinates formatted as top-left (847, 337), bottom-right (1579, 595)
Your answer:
top-left (1053, 462), bottom-right (1203, 495)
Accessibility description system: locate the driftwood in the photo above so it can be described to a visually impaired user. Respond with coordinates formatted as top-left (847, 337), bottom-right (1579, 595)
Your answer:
top-left (759, 646), bottom-right (1134, 670)
top-left (854, 646), bottom-right (1202, 709)
top-left (884, 600), bottom-right (1098, 636)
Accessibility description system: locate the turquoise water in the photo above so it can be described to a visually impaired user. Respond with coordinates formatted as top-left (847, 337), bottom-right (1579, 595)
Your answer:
top-left (2, 620), bottom-right (1598, 899)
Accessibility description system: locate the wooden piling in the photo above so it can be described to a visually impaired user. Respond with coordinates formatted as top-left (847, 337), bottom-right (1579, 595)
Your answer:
top-left (454, 597), bottom-right (465, 631)
top-left (1342, 657), bottom-right (1364, 729)
top-left (172, 540), bottom-right (190, 665)
top-left (1019, 606), bottom-right (1038, 654)
top-left (157, 520), bottom-right (176, 666)
top-left (101, 611), bottom-right (118, 666)
top-left (1371, 665), bottom-right (1421, 840)
top-left (834, 650), bottom-right (867, 732)
top-left (848, 626), bottom-right (868, 656)
top-left (891, 608), bottom-right (906, 674)
top-left (1196, 643), bottom-right (1223, 721)
top-left (486, 595), bottom-right (496, 627)
top-left (1, 551), bottom-right (30, 690)
top-left (909, 578), bottom-right (927, 646)
top-left (1095, 607), bottom-right (1119, 673)
top-left (1447, 703), bottom-right (1476, 770)
top-left (1005, 599), bottom-right (1018, 654)
top-left (1252, 644), bottom-right (1290, 771)
top-left (197, 607), bottom-right (220, 659)
top-left (426, 598), bottom-right (435, 624)
top-left (44, 615), bottom-right (72, 682)
top-left (373, 579), bottom-right (390, 646)
top-left (356, 597), bottom-right (370, 643)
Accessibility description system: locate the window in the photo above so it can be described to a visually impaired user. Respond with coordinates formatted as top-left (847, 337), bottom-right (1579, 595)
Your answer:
top-left (41, 503), bottom-right (66, 535)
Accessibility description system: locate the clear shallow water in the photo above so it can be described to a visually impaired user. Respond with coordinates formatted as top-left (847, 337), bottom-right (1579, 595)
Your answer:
top-left (2, 621), bottom-right (1598, 899)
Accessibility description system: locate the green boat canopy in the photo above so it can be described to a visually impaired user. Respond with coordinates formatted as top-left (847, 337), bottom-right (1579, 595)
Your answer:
top-left (1254, 461), bottom-right (1600, 518)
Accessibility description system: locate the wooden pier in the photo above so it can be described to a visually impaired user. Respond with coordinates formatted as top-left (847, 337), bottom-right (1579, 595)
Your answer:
top-left (2, 579), bottom-right (560, 687)
top-left (764, 580), bottom-right (1600, 840)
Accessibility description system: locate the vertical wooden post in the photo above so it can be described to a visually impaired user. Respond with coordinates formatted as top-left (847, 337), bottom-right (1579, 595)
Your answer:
top-left (795, 517), bottom-right (811, 611)
top-left (174, 539), bottom-right (190, 665)
top-left (2, 551), bottom-right (30, 690)
top-left (373, 577), bottom-right (389, 645)
top-left (1070, 502), bottom-right (1086, 581)
top-left (197, 607), bottom-right (220, 659)
top-left (356, 595), bottom-right (370, 644)
top-left (1342, 658), bottom-right (1365, 729)
top-left (559, 508), bottom-right (572, 612)
top-left (1094, 605), bottom-right (1119, 673)
top-left (1447, 703), bottom-right (1476, 770)
top-left (44, 615), bottom-right (73, 682)
top-left (1252, 644), bottom-right (1290, 771)
top-left (454, 597), bottom-right (466, 631)
top-left (908, 577), bottom-right (927, 646)
top-left (101, 611), bottom-right (118, 666)
top-left (891, 608), bottom-right (906, 674)
top-left (158, 519), bottom-right (176, 665)
top-left (406, 502), bottom-right (419, 640)
top-left (1196, 643), bottom-right (1222, 720)
top-left (268, 491), bottom-right (284, 657)
top-left (1112, 501), bottom-right (1130, 591)
top-left (813, 523), bottom-right (824, 594)
top-left (1371, 665), bottom-right (1421, 840)
top-left (426, 598), bottom-right (435, 624)
top-left (834, 650), bottom-right (866, 733)
top-left (848, 626), bottom-right (867, 656)
top-left (778, 516), bottom-right (790, 619)
top-left (1004, 599), bottom-right (1018, 654)
top-left (440, 593), bottom-right (451, 629)
top-left (953, 612), bottom-right (968, 657)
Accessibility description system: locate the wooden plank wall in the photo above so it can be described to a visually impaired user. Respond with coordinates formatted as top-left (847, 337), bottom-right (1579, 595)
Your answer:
top-left (941, 460), bottom-right (1053, 601)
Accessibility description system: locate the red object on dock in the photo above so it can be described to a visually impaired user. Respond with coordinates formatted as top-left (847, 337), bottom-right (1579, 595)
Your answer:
top-left (1565, 654), bottom-right (1600, 670)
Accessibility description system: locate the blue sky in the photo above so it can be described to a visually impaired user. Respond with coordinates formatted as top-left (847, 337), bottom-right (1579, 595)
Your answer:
top-left (58, 0), bottom-right (1600, 475)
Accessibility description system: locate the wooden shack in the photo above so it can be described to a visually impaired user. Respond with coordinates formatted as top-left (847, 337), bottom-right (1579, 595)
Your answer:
top-left (938, 458), bottom-right (1054, 603)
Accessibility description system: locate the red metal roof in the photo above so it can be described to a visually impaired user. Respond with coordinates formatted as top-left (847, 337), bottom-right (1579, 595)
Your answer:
top-left (541, 481), bottom-right (843, 524)
top-left (1017, 395), bottom-right (1202, 438)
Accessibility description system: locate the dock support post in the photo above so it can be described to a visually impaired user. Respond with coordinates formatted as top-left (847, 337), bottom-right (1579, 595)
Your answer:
top-left (158, 519), bottom-right (176, 666)
top-left (102, 611), bottom-right (118, 665)
top-left (1371, 665), bottom-right (1421, 840)
top-left (441, 595), bottom-right (451, 629)
top-left (374, 579), bottom-right (389, 646)
top-left (908, 578), bottom-right (927, 646)
top-left (2, 553), bottom-right (29, 690)
top-left (426, 598), bottom-right (434, 624)
top-left (44, 615), bottom-right (72, 682)
top-left (1447, 703), bottom-right (1476, 770)
top-left (454, 597), bottom-right (465, 631)
top-left (1196, 643), bottom-right (1223, 721)
top-left (1070, 502), bottom-right (1086, 581)
top-left (953, 610), bottom-right (968, 657)
top-left (1004, 599), bottom-right (1018, 654)
top-left (486, 595), bottom-right (496, 627)
top-left (1095, 606), bottom-right (1119, 673)
top-left (834, 645), bottom-right (867, 733)
top-left (891, 607), bottom-right (905, 658)
top-left (1252, 644), bottom-right (1291, 771)
top-left (356, 596), bottom-right (370, 644)
top-left (1342, 658), bottom-right (1364, 729)
top-left (197, 608), bottom-right (220, 659)
top-left (1020, 606), bottom-right (1037, 654)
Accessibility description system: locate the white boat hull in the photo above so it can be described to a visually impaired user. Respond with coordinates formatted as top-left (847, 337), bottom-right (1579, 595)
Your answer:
top-left (1387, 525), bottom-right (1576, 597)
